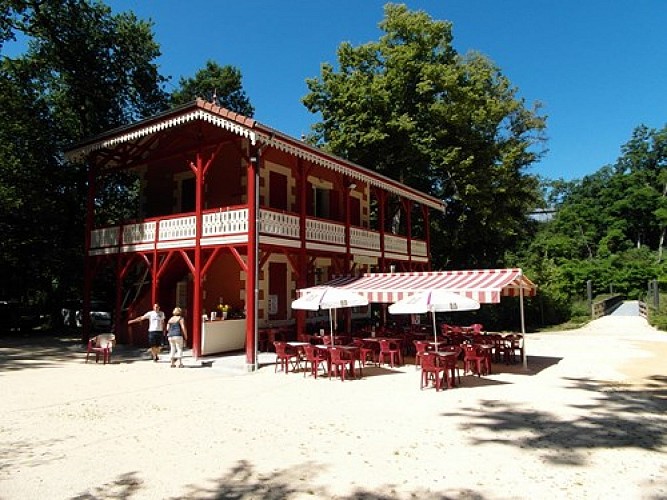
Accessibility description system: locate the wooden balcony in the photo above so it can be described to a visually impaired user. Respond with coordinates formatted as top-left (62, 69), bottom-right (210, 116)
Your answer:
top-left (88, 206), bottom-right (428, 262)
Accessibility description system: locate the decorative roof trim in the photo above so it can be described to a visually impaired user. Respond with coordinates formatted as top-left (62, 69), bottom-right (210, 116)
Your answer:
top-left (66, 109), bottom-right (256, 162)
top-left (65, 100), bottom-right (444, 211)
top-left (254, 130), bottom-right (444, 211)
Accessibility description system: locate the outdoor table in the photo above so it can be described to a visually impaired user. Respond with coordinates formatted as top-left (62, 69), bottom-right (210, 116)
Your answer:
top-left (362, 337), bottom-right (403, 343)
top-left (427, 340), bottom-right (449, 350)
top-left (364, 337), bottom-right (404, 366)
top-left (286, 341), bottom-right (310, 354)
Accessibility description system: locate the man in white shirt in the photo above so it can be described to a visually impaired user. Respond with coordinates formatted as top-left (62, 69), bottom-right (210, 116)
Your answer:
top-left (128, 303), bottom-right (166, 362)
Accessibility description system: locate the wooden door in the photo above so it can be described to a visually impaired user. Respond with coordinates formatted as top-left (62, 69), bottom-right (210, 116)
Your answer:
top-left (268, 262), bottom-right (287, 320)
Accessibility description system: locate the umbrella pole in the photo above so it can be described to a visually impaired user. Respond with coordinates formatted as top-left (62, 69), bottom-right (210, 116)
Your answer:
top-left (329, 309), bottom-right (334, 346)
top-left (431, 309), bottom-right (438, 353)
top-left (520, 282), bottom-right (527, 370)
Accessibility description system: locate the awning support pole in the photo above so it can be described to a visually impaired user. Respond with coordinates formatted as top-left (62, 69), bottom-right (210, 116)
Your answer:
top-left (519, 273), bottom-right (527, 370)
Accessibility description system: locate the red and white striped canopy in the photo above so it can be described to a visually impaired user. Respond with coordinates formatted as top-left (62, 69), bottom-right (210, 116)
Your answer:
top-left (299, 268), bottom-right (537, 304)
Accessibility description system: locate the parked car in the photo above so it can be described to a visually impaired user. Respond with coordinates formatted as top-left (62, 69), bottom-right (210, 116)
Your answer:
top-left (61, 300), bottom-right (113, 332)
top-left (0, 300), bottom-right (41, 332)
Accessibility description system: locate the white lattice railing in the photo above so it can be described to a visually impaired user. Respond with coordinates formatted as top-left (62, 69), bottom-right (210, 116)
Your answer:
top-left (123, 221), bottom-right (156, 245)
top-left (306, 218), bottom-right (345, 245)
top-left (203, 209), bottom-right (249, 236)
top-left (159, 215), bottom-right (196, 240)
top-left (90, 226), bottom-right (120, 249)
top-left (411, 239), bottom-right (427, 258)
top-left (259, 210), bottom-right (299, 238)
top-left (385, 234), bottom-right (408, 254)
top-left (89, 208), bottom-right (427, 260)
top-left (351, 227), bottom-right (381, 251)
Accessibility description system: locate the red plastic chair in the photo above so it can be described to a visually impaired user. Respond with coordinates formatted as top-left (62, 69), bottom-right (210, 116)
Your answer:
top-left (85, 334), bottom-right (115, 364)
top-left (351, 339), bottom-right (376, 367)
top-left (377, 339), bottom-right (401, 368)
top-left (413, 340), bottom-right (434, 369)
top-left (273, 341), bottom-right (301, 374)
top-left (420, 352), bottom-right (447, 391)
top-left (505, 334), bottom-right (524, 363)
top-left (328, 347), bottom-right (355, 381)
top-left (462, 344), bottom-right (490, 376)
top-left (469, 323), bottom-right (484, 334)
top-left (438, 345), bottom-right (462, 387)
top-left (302, 344), bottom-right (327, 378)
top-left (485, 334), bottom-right (507, 363)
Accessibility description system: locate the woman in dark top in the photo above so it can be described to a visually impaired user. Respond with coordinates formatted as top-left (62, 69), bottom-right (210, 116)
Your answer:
top-left (166, 307), bottom-right (188, 368)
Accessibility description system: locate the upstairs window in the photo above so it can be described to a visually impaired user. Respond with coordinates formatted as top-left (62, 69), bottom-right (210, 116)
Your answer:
top-left (313, 185), bottom-right (330, 218)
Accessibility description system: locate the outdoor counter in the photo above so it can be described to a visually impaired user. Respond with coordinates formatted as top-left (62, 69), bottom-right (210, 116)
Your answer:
top-left (201, 318), bottom-right (246, 355)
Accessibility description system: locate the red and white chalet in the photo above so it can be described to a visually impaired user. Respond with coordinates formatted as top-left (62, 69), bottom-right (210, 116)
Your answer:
top-left (66, 99), bottom-right (445, 369)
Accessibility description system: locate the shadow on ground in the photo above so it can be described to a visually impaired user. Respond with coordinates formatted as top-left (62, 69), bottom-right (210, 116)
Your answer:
top-left (72, 460), bottom-right (488, 500)
top-left (442, 375), bottom-right (667, 466)
top-left (0, 330), bottom-right (148, 372)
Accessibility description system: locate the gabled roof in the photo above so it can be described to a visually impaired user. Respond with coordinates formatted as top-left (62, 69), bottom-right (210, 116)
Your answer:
top-left (298, 268), bottom-right (537, 304)
top-left (65, 99), bottom-right (445, 211)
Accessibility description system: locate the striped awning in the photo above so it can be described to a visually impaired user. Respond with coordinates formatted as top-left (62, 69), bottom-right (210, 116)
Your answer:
top-left (298, 268), bottom-right (537, 304)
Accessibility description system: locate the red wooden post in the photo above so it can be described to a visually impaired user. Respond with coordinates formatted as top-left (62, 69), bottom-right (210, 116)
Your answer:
top-left (114, 253), bottom-right (123, 341)
top-left (404, 199), bottom-right (413, 270)
top-left (295, 158), bottom-right (308, 337)
top-left (378, 189), bottom-right (386, 272)
top-left (245, 149), bottom-right (259, 369)
top-left (191, 154), bottom-right (204, 359)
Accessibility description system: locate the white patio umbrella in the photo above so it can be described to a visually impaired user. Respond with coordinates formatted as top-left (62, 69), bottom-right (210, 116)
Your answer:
top-left (291, 286), bottom-right (369, 345)
top-left (388, 289), bottom-right (480, 350)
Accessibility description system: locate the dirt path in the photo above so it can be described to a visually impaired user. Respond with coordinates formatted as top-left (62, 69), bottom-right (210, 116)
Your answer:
top-left (1, 318), bottom-right (666, 499)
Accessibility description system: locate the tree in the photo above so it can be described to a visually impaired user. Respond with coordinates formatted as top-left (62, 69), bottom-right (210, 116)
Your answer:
top-left (171, 60), bottom-right (254, 116)
top-left (0, 0), bottom-right (168, 309)
top-left (521, 124), bottom-right (667, 324)
top-left (302, 3), bottom-right (546, 268)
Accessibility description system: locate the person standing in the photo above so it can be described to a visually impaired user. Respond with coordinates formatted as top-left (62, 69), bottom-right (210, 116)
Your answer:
top-left (166, 307), bottom-right (188, 368)
top-left (128, 303), bottom-right (165, 362)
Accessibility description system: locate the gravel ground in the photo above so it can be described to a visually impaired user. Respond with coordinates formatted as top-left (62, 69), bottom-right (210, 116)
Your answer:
top-left (1, 316), bottom-right (666, 499)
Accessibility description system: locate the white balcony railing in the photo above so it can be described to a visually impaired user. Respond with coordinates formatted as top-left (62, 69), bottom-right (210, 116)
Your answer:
top-left (123, 221), bottom-right (156, 245)
top-left (384, 234), bottom-right (408, 255)
top-left (90, 226), bottom-right (120, 249)
top-left (306, 218), bottom-right (345, 245)
top-left (350, 227), bottom-right (381, 251)
top-left (259, 210), bottom-right (299, 238)
top-left (411, 239), bottom-right (427, 258)
top-left (159, 215), bottom-right (196, 240)
top-left (203, 209), bottom-right (249, 236)
top-left (89, 207), bottom-right (427, 261)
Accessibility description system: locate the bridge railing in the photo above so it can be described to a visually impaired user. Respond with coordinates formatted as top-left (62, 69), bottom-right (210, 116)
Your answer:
top-left (591, 294), bottom-right (624, 319)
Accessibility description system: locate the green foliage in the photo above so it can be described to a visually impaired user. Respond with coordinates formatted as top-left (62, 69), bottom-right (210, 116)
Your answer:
top-left (0, 0), bottom-right (168, 307)
top-left (645, 294), bottom-right (667, 330)
top-left (170, 60), bottom-right (254, 116)
top-left (521, 124), bottom-right (667, 327)
top-left (302, 3), bottom-right (546, 269)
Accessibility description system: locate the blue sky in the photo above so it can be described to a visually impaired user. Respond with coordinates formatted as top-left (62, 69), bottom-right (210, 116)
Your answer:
top-left (55, 2), bottom-right (667, 180)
